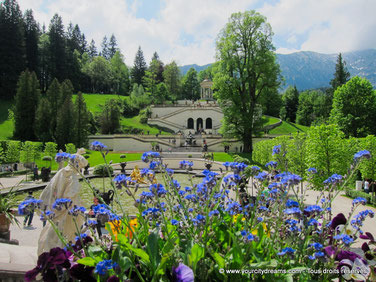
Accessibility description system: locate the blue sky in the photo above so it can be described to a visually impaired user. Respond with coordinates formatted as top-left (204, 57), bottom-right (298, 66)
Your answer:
top-left (17, 0), bottom-right (376, 65)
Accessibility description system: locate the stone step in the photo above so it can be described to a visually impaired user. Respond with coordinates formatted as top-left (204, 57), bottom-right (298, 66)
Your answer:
top-left (161, 152), bottom-right (203, 159)
top-left (0, 247), bottom-right (10, 263)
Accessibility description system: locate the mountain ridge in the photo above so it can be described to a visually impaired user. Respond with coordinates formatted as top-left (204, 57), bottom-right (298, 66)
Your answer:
top-left (179, 49), bottom-right (376, 90)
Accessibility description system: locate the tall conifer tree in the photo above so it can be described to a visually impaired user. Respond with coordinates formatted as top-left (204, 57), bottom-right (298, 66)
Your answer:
top-left (14, 70), bottom-right (40, 140)
top-left (48, 14), bottom-right (66, 84)
top-left (131, 46), bottom-right (147, 86)
top-left (0, 0), bottom-right (26, 99)
top-left (23, 9), bottom-right (40, 73)
top-left (74, 92), bottom-right (89, 147)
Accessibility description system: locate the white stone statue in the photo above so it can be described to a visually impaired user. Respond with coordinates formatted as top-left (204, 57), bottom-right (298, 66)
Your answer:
top-left (37, 149), bottom-right (88, 255)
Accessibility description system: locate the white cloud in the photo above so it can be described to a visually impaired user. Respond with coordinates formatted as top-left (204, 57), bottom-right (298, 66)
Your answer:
top-left (17, 0), bottom-right (376, 65)
top-left (260, 0), bottom-right (376, 54)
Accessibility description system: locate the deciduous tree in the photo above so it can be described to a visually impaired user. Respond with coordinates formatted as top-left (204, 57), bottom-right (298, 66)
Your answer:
top-left (330, 76), bottom-right (376, 137)
top-left (213, 11), bottom-right (281, 155)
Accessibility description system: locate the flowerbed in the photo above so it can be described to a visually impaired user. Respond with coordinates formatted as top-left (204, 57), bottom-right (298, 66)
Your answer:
top-left (19, 143), bottom-right (376, 281)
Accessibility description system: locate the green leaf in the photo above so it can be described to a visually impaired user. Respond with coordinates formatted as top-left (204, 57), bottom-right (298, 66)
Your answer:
top-left (228, 245), bottom-right (243, 267)
top-left (188, 244), bottom-right (204, 270)
top-left (162, 236), bottom-right (177, 254)
top-left (147, 232), bottom-right (161, 271)
top-left (126, 243), bottom-right (150, 263)
top-left (88, 245), bottom-right (106, 259)
top-left (249, 259), bottom-right (278, 269)
top-left (117, 234), bottom-right (129, 246)
top-left (77, 257), bottom-right (97, 267)
top-left (212, 252), bottom-right (225, 269)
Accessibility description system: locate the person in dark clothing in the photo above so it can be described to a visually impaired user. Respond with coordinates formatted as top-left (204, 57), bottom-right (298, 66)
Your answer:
top-left (23, 191), bottom-right (35, 226)
top-left (33, 165), bottom-right (39, 181)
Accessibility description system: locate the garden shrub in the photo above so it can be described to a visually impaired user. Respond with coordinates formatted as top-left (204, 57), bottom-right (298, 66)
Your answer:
top-left (93, 164), bottom-right (114, 176)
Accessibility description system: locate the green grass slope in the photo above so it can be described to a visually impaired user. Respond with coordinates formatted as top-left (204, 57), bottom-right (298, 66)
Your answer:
top-left (0, 100), bottom-right (14, 140)
top-left (73, 93), bottom-right (128, 113)
top-left (269, 121), bottom-right (308, 134)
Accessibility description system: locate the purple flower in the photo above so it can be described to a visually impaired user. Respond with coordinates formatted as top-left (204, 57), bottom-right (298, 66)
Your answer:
top-left (25, 247), bottom-right (71, 282)
top-left (360, 232), bottom-right (375, 242)
top-left (331, 213), bottom-right (347, 229)
top-left (172, 263), bottom-right (194, 282)
top-left (69, 264), bottom-right (95, 282)
top-left (361, 242), bottom-right (374, 260)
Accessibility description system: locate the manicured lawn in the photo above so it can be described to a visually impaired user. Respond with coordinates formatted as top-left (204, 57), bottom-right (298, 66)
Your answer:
top-left (269, 121), bottom-right (308, 134)
top-left (263, 116), bottom-right (280, 126)
top-left (35, 151), bottom-right (143, 170)
top-left (0, 100), bottom-right (14, 140)
top-left (213, 152), bottom-right (252, 163)
top-left (72, 93), bottom-right (128, 113)
top-left (0, 120), bottom-right (14, 140)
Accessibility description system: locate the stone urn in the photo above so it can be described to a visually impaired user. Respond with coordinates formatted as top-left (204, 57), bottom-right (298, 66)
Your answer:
top-left (0, 213), bottom-right (10, 233)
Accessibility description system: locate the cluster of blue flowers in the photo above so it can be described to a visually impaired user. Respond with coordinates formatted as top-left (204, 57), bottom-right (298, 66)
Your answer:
top-left (307, 167), bottom-right (317, 174)
top-left (18, 198), bottom-right (42, 215)
top-left (90, 141), bottom-right (108, 151)
top-left (323, 173), bottom-right (343, 185)
top-left (149, 183), bottom-right (168, 197)
top-left (334, 234), bottom-right (354, 246)
top-left (40, 210), bottom-right (55, 221)
top-left (353, 150), bottom-right (371, 162)
top-left (278, 247), bottom-right (296, 256)
top-left (285, 219), bottom-right (300, 232)
top-left (55, 152), bottom-right (75, 163)
top-left (113, 174), bottom-right (134, 189)
top-left (352, 197), bottom-right (367, 206)
top-left (142, 151), bottom-right (161, 163)
top-left (68, 206), bottom-right (86, 216)
top-left (351, 209), bottom-right (375, 232)
top-left (52, 198), bottom-right (72, 211)
top-left (92, 204), bottom-right (119, 221)
top-left (265, 161), bottom-right (278, 169)
top-left (222, 162), bottom-right (248, 172)
top-left (95, 259), bottom-right (118, 275)
top-left (179, 160), bottom-right (193, 169)
top-left (272, 145), bottom-right (281, 155)
top-left (308, 243), bottom-right (324, 260)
